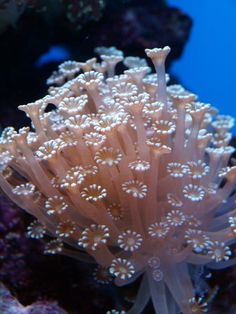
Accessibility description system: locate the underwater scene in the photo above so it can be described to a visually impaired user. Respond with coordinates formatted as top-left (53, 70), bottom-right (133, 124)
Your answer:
top-left (0, 0), bottom-right (235, 313)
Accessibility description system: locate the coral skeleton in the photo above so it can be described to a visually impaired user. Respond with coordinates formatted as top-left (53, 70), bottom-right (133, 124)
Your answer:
top-left (0, 45), bottom-right (236, 314)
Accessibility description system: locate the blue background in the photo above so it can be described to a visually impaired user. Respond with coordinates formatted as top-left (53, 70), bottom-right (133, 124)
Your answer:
top-left (168, 0), bottom-right (236, 131)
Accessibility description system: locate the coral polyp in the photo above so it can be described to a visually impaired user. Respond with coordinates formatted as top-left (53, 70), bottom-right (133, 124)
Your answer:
top-left (0, 46), bottom-right (235, 313)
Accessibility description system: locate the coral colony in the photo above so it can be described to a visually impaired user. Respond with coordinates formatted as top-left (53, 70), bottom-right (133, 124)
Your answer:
top-left (0, 45), bottom-right (236, 314)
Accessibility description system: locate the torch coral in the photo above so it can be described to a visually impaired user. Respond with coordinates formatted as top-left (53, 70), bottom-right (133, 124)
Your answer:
top-left (0, 46), bottom-right (235, 314)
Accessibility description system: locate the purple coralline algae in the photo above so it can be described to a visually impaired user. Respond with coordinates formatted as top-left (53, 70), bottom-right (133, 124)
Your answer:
top-left (0, 195), bottom-right (33, 289)
top-left (0, 283), bottom-right (66, 314)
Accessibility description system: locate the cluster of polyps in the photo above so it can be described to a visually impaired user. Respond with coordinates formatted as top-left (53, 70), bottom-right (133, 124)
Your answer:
top-left (0, 45), bottom-right (236, 314)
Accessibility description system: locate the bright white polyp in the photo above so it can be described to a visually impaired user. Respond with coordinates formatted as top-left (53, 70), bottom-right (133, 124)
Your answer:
top-left (0, 45), bottom-right (236, 314)
top-left (109, 258), bottom-right (135, 280)
top-left (117, 230), bottom-right (143, 252)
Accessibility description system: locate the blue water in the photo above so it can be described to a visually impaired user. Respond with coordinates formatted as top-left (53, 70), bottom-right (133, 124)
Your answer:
top-left (168, 0), bottom-right (236, 132)
top-left (35, 45), bottom-right (70, 67)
